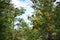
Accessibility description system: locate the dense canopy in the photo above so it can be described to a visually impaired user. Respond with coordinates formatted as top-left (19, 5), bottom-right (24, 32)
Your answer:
top-left (0, 0), bottom-right (60, 40)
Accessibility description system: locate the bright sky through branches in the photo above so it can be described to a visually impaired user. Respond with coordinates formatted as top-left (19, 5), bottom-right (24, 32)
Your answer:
top-left (11, 0), bottom-right (34, 23)
top-left (11, 0), bottom-right (34, 29)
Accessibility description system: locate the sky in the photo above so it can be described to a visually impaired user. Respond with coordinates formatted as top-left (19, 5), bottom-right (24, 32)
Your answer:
top-left (11, 0), bottom-right (34, 29)
top-left (11, 0), bottom-right (34, 23)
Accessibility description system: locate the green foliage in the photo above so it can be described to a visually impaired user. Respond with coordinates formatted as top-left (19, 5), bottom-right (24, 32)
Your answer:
top-left (30, 0), bottom-right (60, 40)
top-left (0, 0), bottom-right (60, 40)
top-left (0, 0), bottom-right (25, 40)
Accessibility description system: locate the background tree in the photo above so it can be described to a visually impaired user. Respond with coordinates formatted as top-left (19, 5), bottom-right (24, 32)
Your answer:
top-left (30, 0), bottom-right (60, 40)
top-left (0, 0), bottom-right (25, 40)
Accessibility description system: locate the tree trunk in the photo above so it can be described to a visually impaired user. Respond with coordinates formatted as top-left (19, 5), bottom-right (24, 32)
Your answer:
top-left (45, 31), bottom-right (52, 40)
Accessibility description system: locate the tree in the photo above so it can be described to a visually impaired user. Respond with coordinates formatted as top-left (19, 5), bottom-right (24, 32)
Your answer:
top-left (30, 0), bottom-right (60, 40)
top-left (0, 0), bottom-right (25, 40)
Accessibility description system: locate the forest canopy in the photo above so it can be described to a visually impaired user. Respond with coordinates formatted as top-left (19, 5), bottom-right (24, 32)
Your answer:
top-left (0, 0), bottom-right (60, 40)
